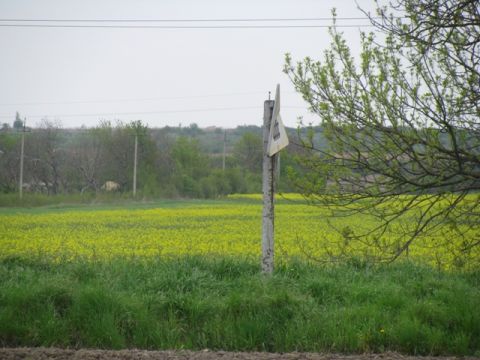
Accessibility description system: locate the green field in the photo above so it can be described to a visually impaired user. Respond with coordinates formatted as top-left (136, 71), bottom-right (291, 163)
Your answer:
top-left (0, 198), bottom-right (479, 355)
top-left (1, 256), bottom-right (479, 355)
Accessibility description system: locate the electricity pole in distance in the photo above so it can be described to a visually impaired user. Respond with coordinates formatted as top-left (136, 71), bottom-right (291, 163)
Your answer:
top-left (133, 132), bottom-right (138, 197)
top-left (18, 118), bottom-right (29, 200)
top-left (222, 129), bottom-right (227, 172)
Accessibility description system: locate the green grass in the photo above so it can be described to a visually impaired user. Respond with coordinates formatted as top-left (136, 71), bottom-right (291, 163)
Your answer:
top-left (0, 192), bottom-right (301, 211)
top-left (0, 192), bottom-right (190, 209)
top-left (0, 256), bottom-right (478, 355)
top-left (0, 194), bottom-right (232, 215)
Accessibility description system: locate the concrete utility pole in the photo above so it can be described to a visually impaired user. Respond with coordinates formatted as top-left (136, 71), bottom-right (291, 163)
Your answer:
top-left (262, 100), bottom-right (276, 274)
top-left (261, 84), bottom-right (288, 274)
top-left (222, 129), bottom-right (227, 172)
top-left (133, 133), bottom-right (138, 197)
top-left (19, 119), bottom-right (27, 200)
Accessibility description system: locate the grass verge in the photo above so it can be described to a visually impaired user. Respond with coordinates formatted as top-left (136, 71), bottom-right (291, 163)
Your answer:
top-left (0, 256), bottom-right (479, 355)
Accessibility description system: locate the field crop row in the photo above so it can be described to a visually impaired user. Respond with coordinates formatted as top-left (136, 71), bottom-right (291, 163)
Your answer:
top-left (1, 198), bottom-right (478, 269)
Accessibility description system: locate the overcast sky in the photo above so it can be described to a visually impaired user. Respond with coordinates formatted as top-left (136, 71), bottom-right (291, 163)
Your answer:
top-left (0, 0), bottom-right (378, 129)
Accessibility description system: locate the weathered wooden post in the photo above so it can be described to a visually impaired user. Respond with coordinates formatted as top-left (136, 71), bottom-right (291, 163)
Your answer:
top-left (262, 99), bottom-right (276, 274)
top-left (262, 84), bottom-right (289, 274)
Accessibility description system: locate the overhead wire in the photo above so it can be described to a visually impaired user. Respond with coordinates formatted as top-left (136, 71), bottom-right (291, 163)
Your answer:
top-left (0, 16), bottom-right (368, 121)
top-left (0, 91), bottom-right (269, 107)
top-left (0, 16), bottom-right (384, 29)
top-left (0, 17), bottom-right (388, 22)
top-left (0, 106), bottom-right (303, 118)
top-left (0, 106), bottom-right (308, 119)
top-left (0, 24), bottom-right (374, 29)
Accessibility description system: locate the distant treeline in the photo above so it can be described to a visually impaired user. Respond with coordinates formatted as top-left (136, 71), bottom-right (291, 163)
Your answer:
top-left (0, 119), bottom-right (319, 198)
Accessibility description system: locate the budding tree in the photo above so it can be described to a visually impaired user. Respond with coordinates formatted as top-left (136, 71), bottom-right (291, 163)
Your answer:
top-left (284, 0), bottom-right (479, 267)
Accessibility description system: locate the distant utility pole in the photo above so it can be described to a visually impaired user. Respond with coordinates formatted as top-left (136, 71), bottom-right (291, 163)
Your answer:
top-left (262, 100), bottom-right (276, 274)
top-left (222, 129), bottom-right (227, 172)
top-left (133, 132), bottom-right (138, 197)
top-left (18, 118), bottom-right (28, 200)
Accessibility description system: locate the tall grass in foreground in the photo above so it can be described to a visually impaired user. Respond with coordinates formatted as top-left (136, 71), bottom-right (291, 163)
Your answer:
top-left (0, 256), bottom-right (478, 355)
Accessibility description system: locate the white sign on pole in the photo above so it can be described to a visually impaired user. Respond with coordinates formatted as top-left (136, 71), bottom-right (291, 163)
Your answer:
top-left (267, 84), bottom-right (289, 156)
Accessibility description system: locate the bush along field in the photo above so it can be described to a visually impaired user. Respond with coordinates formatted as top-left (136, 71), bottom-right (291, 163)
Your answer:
top-left (0, 198), bottom-right (479, 355)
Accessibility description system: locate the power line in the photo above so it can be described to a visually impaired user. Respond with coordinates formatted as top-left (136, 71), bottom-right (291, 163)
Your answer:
top-left (0, 16), bottom-right (405, 30)
top-left (0, 106), bottom-right (261, 119)
top-left (0, 106), bottom-right (307, 119)
top-left (0, 91), bottom-right (268, 107)
top-left (0, 24), bottom-right (374, 29)
top-left (0, 16), bottom-right (391, 22)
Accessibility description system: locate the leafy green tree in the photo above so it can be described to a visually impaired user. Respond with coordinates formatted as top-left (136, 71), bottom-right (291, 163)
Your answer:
top-left (225, 167), bottom-right (248, 194)
top-left (13, 112), bottom-right (23, 130)
top-left (233, 132), bottom-right (263, 174)
top-left (27, 119), bottom-right (65, 194)
top-left (171, 136), bottom-right (209, 197)
top-left (126, 120), bottom-right (158, 196)
top-left (69, 128), bottom-right (105, 193)
top-left (150, 128), bottom-right (177, 197)
top-left (0, 132), bottom-right (20, 192)
top-left (199, 170), bottom-right (231, 198)
top-left (284, 0), bottom-right (479, 264)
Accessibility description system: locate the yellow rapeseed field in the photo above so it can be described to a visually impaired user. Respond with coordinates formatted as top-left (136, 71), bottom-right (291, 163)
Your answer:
top-left (0, 197), bottom-right (478, 269)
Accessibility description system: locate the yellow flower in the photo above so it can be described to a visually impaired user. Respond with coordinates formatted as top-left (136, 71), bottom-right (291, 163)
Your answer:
top-left (0, 195), bottom-right (478, 268)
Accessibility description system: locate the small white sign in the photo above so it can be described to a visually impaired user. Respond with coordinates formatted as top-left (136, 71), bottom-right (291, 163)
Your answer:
top-left (267, 84), bottom-right (289, 156)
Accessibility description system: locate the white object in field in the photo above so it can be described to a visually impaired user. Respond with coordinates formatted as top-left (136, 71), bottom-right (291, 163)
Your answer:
top-left (101, 181), bottom-right (120, 191)
top-left (267, 84), bottom-right (289, 156)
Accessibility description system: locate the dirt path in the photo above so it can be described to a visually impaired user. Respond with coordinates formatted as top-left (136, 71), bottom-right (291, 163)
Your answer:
top-left (1, 348), bottom-right (478, 360)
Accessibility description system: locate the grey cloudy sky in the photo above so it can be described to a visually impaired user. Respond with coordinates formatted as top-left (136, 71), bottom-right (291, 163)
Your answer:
top-left (0, 0), bottom-right (378, 129)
